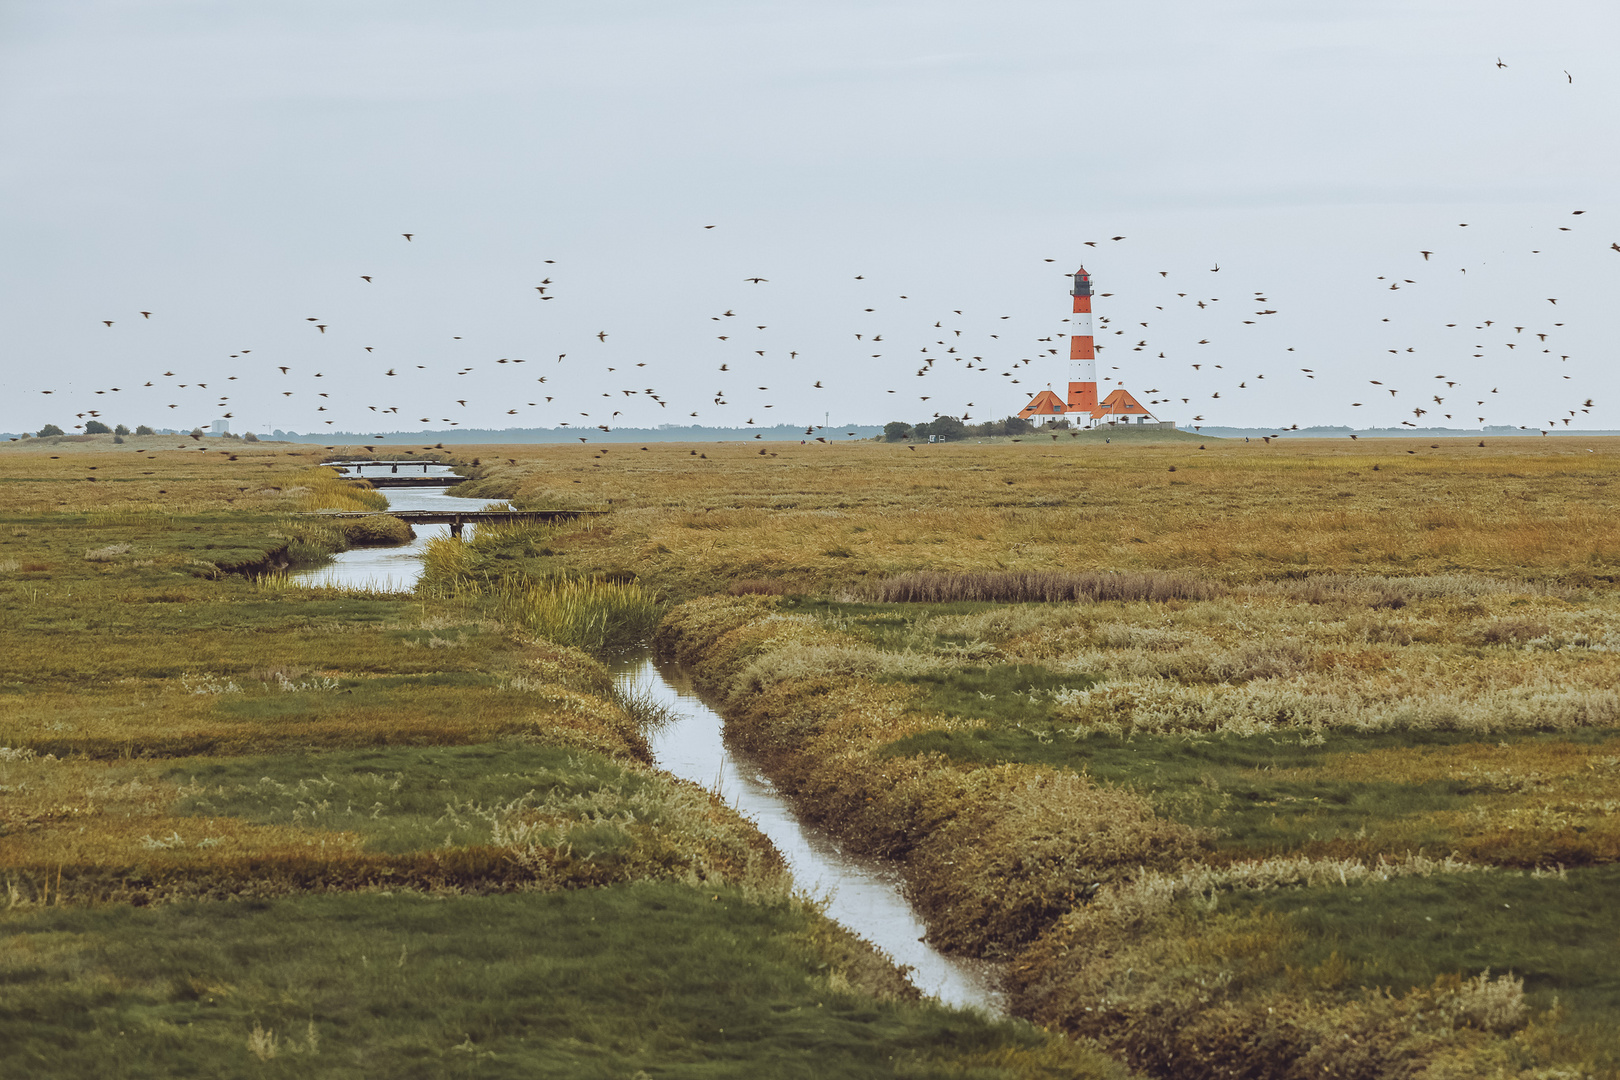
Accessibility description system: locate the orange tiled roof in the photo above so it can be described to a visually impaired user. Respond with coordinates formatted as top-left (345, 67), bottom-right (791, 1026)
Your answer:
top-left (1089, 388), bottom-right (1154, 419)
top-left (1018, 390), bottom-right (1068, 419)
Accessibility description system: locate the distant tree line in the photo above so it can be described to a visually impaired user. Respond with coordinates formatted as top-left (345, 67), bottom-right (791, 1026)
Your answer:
top-left (882, 415), bottom-right (1069, 442)
top-left (26, 422), bottom-right (178, 439)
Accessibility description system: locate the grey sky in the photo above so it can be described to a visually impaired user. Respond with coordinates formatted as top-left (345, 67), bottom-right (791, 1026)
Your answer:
top-left (4, 1), bottom-right (1616, 437)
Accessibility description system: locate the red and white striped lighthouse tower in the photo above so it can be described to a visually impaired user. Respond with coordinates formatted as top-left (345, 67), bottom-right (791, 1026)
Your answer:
top-left (1020, 265), bottom-right (1157, 426)
top-left (1065, 267), bottom-right (1099, 414)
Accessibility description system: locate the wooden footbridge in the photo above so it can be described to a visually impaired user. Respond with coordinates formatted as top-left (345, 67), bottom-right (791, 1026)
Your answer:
top-left (323, 461), bottom-right (466, 489)
top-left (356, 475), bottom-right (466, 488)
top-left (306, 509), bottom-right (605, 537)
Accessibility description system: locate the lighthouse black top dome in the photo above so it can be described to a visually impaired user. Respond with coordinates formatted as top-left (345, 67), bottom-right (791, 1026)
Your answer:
top-left (1071, 268), bottom-right (1092, 297)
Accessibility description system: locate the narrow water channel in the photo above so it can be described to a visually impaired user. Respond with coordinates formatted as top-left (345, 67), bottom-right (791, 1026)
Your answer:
top-left (294, 464), bottom-right (467, 591)
top-left (295, 468), bottom-right (1004, 1013)
top-left (611, 653), bottom-right (1004, 1012)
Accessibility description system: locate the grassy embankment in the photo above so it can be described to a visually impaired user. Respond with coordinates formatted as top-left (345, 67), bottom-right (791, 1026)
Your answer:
top-left (0, 439), bottom-right (1112, 1079)
top-left (451, 436), bottom-right (1620, 1079)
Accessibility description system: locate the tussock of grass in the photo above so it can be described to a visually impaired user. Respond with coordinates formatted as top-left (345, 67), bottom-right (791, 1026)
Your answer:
top-left (609, 678), bottom-right (680, 732)
top-left (872, 569), bottom-right (1225, 604)
top-left (284, 469), bottom-right (389, 513)
top-left (335, 513), bottom-right (414, 546)
top-left (81, 542), bottom-right (131, 562)
top-left (417, 524), bottom-right (659, 652)
top-left (417, 520), bottom-right (567, 590)
top-left (3, 737), bottom-right (770, 905)
top-left (476, 575), bottom-right (662, 653)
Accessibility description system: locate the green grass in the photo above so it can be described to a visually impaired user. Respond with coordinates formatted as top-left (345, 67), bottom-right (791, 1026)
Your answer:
top-left (1233, 865), bottom-right (1620, 1002)
top-left (0, 885), bottom-right (1115, 1080)
top-left (884, 726), bottom-right (1620, 858)
top-left (1230, 866), bottom-right (1620, 1074)
top-left (0, 510), bottom-right (340, 578)
top-left (169, 744), bottom-right (662, 854)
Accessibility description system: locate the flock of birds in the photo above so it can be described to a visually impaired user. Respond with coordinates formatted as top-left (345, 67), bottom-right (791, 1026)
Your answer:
top-left (14, 52), bottom-right (1608, 448)
top-left (36, 214), bottom-right (1609, 448)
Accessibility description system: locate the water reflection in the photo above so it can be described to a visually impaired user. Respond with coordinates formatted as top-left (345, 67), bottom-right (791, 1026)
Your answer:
top-left (613, 654), bottom-right (1005, 1014)
top-left (292, 467), bottom-right (474, 590)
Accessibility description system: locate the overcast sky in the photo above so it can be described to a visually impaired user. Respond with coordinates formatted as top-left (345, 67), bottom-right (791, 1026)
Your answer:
top-left (3, 0), bottom-right (1616, 438)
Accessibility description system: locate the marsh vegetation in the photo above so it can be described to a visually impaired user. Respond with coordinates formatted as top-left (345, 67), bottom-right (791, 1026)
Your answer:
top-left (5, 434), bottom-right (1618, 1077)
top-left (0, 441), bottom-right (1103, 1078)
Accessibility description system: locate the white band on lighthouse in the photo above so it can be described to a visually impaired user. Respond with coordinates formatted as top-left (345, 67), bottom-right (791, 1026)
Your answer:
top-left (1070, 312), bottom-right (1093, 335)
top-left (1070, 358), bottom-right (1096, 382)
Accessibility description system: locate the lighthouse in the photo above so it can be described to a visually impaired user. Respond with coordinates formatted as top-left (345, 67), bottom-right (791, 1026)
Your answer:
top-left (1065, 267), bottom-right (1099, 414)
top-left (1020, 266), bottom-right (1161, 427)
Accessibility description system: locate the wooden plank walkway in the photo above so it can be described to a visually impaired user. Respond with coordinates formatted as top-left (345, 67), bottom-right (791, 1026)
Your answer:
top-left (304, 509), bottom-right (604, 536)
top-left (355, 476), bottom-right (466, 488)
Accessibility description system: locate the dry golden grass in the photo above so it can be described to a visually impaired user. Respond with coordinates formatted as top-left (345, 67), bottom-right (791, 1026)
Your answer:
top-left (450, 436), bottom-right (1620, 597)
top-left (0, 437), bottom-right (374, 514)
